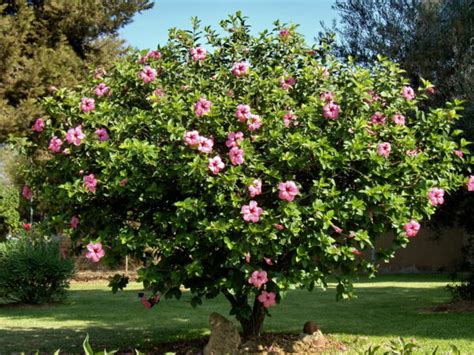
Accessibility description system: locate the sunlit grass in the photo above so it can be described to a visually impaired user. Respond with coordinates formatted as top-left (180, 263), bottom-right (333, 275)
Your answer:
top-left (0, 274), bottom-right (472, 353)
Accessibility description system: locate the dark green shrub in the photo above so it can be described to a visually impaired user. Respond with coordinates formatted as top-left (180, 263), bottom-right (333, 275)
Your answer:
top-left (0, 238), bottom-right (75, 304)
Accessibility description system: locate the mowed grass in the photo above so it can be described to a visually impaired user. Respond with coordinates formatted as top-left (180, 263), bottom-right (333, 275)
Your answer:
top-left (0, 274), bottom-right (472, 353)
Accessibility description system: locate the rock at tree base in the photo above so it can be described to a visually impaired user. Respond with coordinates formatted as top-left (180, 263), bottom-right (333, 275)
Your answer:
top-left (204, 312), bottom-right (241, 355)
top-left (292, 330), bottom-right (326, 353)
top-left (303, 320), bottom-right (320, 335)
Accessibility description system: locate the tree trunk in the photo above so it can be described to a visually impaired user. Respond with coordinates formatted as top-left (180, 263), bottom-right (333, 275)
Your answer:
top-left (238, 295), bottom-right (266, 338)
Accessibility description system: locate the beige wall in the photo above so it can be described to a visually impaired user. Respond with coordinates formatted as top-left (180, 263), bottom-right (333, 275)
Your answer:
top-left (375, 228), bottom-right (468, 273)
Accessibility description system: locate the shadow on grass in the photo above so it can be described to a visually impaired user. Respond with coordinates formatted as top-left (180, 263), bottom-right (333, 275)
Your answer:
top-left (0, 279), bottom-right (473, 352)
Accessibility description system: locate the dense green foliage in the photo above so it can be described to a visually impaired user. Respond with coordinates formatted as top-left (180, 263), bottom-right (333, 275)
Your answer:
top-left (20, 14), bottom-right (470, 335)
top-left (0, 238), bottom-right (75, 304)
top-left (0, 0), bottom-right (153, 141)
top-left (0, 182), bottom-right (20, 237)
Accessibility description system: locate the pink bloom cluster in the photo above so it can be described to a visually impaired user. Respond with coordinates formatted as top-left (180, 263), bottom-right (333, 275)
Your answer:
top-left (190, 47), bottom-right (207, 61)
top-left (428, 187), bottom-right (444, 206)
top-left (278, 181), bottom-right (299, 202)
top-left (208, 156), bottom-right (225, 175)
top-left (392, 113), bottom-right (406, 125)
top-left (403, 220), bottom-right (420, 237)
top-left (323, 102), bottom-right (340, 120)
top-left (94, 83), bottom-right (110, 97)
top-left (32, 118), bottom-right (45, 132)
top-left (139, 50), bottom-right (162, 64)
top-left (48, 136), bottom-right (63, 153)
top-left (241, 200), bottom-right (263, 222)
top-left (184, 130), bottom-right (214, 153)
top-left (364, 90), bottom-right (380, 105)
top-left (229, 147), bottom-right (245, 165)
top-left (454, 150), bottom-right (464, 158)
top-left (371, 112), bottom-right (386, 125)
top-left (70, 216), bottom-right (79, 229)
top-left (235, 104), bottom-right (262, 131)
top-left (402, 86), bottom-right (415, 101)
top-left (139, 67), bottom-right (157, 83)
top-left (85, 242), bottom-right (105, 262)
top-left (283, 111), bottom-right (297, 127)
top-left (377, 142), bottom-right (391, 158)
top-left (248, 270), bottom-right (268, 288)
top-left (95, 128), bottom-right (109, 141)
top-left (80, 98), bottom-right (95, 113)
top-left (406, 149), bottom-right (419, 157)
top-left (247, 114), bottom-right (262, 131)
top-left (231, 61), bottom-right (249, 77)
top-left (194, 97), bottom-right (212, 117)
top-left (248, 179), bottom-right (262, 198)
top-left (84, 173), bottom-right (97, 193)
top-left (258, 291), bottom-right (276, 308)
top-left (66, 125), bottom-right (86, 146)
top-left (225, 131), bottom-right (244, 148)
top-left (468, 176), bottom-right (474, 191)
top-left (154, 88), bottom-right (165, 99)
top-left (280, 76), bottom-right (296, 90)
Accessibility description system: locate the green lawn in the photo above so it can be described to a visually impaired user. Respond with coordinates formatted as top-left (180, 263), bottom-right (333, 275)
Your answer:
top-left (0, 274), bottom-right (472, 353)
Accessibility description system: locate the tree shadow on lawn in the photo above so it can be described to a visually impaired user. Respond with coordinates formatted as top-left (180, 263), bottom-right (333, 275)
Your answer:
top-left (0, 283), bottom-right (472, 352)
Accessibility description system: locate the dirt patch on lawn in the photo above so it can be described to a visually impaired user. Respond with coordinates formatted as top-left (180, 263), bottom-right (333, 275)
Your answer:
top-left (143, 333), bottom-right (347, 354)
top-left (71, 271), bottom-right (138, 283)
top-left (418, 300), bottom-right (474, 313)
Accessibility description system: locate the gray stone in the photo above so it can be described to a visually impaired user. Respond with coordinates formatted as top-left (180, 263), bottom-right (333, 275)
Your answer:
top-left (204, 312), bottom-right (241, 355)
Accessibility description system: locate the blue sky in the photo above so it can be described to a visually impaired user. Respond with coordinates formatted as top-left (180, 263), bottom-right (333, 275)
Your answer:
top-left (119, 0), bottom-right (337, 49)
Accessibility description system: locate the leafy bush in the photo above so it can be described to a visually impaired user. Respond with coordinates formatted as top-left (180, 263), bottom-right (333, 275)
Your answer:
top-left (0, 183), bottom-right (20, 238)
top-left (20, 13), bottom-right (472, 335)
top-left (0, 238), bottom-right (75, 304)
top-left (448, 273), bottom-right (474, 301)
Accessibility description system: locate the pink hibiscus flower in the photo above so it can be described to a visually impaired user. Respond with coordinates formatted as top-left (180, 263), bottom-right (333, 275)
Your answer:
top-left (258, 291), bottom-right (276, 308)
top-left (95, 128), bottom-right (109, 141)
top-left (197, 136), bottom-right (213, 153)
top-left (247, 114), bottom-right (262, 131)
top-left (236, 104), bottom-right (252, 122)
top-left (467, 176), bottom-right (474, 191)
top-left (453, 150), bottom-right (464, 158)
top-left (229, 147), bottom-right (245, 165)
top-left (32, 118), bottom-right (45, 132)
top-left (208, 156), bottom-right (225, 175)
top-left (248, 179), bottom-right (262, 197)
top-left (428, 187), bottom-right (445, 206)
top-left (190, 47), bottom-right (207, 61)
top-left (402, 86), bottom-right (415, 101)
top-left (280, 76), bottom-right (296, 90)
top-left (84, 174), bottom-right (97, 193)
top-left (80, 98), bottom-right (95, 113)
top-left (184, 130), bottom-right (201, 147)
top-left (392, 114), bottom-right (406, 125)
top-left (279, 28), bottom-right (290, 39)
top-left (66, 125), bottom-right (86, 146)
top-left (94, 83), bottom-right (110, 97)
top-left (139, 67), bottom-right (157, 83)
top-left (377, 142), bottom-right (391, 158)
top-left (248, 270), bottom-right (268, 288)
top-left (225, 131), bottom-right (244, 148)
top-left (370, 112), bottom-right (386, 125)
top-left (320, 92), bottom-right (335, 103)
top-left (283, 111), bottom-right (298, 127)
top-left (323, 102), bottom-right (340, 120)
top-left (241, 200), bottom-right (263, 223)
top-left (278, 181), bottom-right (299, 202)
top-left (403, 220), bottom-right (420, 237)
top-left (48, 136), bottom-right (63, 153)
top-left (231, 61), bottom-right (250, 77)
top-left (70, 216), bottom-right (79, 229)
top-left (85, 242), bottom-right (105, 263)
top-left (194, 97), bottom-right (212, 117)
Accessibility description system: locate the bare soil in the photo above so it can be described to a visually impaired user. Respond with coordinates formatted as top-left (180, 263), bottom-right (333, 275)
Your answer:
top-left (142, 333), bottom-right (347, 354)
top-left (71, 270), bottom-right (138, 282)
top-left (418, 300), bottom-right (474, 313)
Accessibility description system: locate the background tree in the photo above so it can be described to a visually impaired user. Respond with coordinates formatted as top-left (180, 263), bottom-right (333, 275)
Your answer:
top-left (0, 0), bottom-right (153, 141)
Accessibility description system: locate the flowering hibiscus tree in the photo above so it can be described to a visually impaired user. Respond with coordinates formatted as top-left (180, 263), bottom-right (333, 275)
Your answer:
top-left (20, 14), bottom-right (472, 337)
